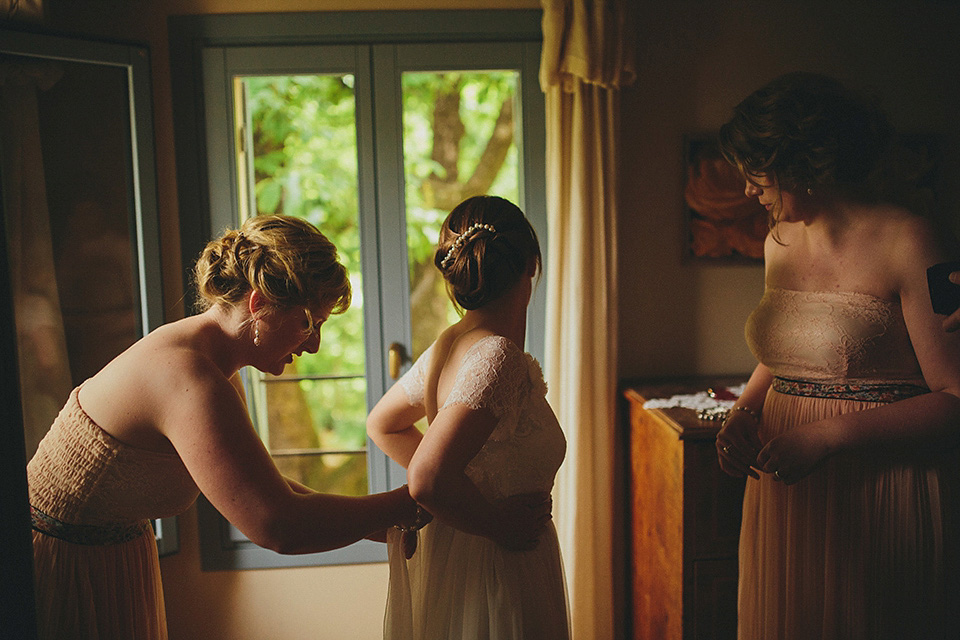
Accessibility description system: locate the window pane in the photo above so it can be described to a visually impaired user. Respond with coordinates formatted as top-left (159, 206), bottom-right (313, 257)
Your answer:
top-left (401, 70), bottom-right (521, 359)
top-left (238, 74), bottom-right (367, 495)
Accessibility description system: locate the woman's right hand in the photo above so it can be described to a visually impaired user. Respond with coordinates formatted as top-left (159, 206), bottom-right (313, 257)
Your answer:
top-left (717, 408), bottom-right (763, 479)
top-left (493, 491), bottom-right (553, 551)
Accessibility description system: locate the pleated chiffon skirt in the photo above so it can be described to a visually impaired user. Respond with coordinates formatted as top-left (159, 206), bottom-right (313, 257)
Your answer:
top-left (384, 519), bottom-right (570, 640)
top-left (32, 528), bottom-right (167, 640)
top-left (737, 388), bottom-right (960, 640)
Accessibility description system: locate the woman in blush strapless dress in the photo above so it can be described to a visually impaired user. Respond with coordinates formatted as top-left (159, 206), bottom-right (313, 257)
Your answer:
top-left (27, 215), bottom-right (421, 639)
top-left (714, 73), bottom-right (960, 640)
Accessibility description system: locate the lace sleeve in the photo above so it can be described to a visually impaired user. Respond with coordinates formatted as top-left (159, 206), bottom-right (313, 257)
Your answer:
top-left (442, 336), bottom-right (532, 420)
top-left (398, 343), bottom-right (433, 407)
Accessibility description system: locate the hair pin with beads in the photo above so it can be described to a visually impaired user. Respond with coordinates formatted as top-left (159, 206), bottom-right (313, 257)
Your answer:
top-left (440, 223), bottom-right (496, 269)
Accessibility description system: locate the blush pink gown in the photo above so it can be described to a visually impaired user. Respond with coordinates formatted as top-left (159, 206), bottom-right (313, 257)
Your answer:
top-left (739, 288), bottom-right (960, 640)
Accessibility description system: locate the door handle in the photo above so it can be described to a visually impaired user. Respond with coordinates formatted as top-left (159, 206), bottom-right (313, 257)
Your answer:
top-left (388, 342), bottom-right (409, 379)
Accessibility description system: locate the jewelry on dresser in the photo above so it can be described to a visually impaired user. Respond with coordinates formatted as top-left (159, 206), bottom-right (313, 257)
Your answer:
top-left (697, 406), bottom-right (730, 421)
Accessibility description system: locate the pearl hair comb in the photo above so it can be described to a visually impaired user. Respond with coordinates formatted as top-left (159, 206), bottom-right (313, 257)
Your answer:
top-left (440, 223), bottom-right (496, 269)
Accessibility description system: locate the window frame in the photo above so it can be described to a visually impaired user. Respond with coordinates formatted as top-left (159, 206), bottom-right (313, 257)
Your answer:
top-left (170, 10), bottom-right (545, 570)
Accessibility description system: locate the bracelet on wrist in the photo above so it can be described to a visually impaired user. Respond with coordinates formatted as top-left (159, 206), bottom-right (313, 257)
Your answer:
top-left (395, 504), bottom-right (427, 534)
top-left (731, 405), bottom-right (761, 422)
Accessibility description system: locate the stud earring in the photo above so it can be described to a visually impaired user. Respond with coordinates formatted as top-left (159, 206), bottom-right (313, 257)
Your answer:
top-left (253, 319), bottom-right (261, 347)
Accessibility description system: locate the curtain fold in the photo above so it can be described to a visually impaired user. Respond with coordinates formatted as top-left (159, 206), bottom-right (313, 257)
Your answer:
top-left (540, 1), bottom-right (635, 638)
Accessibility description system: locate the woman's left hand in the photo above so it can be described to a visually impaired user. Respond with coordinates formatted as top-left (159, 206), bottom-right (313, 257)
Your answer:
top-left (756, 420), bottom-right (837, 485)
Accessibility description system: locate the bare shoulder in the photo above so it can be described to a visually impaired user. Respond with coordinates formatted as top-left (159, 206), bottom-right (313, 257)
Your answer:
top-left (861, 206), bottom-right (960, 307)
top-left (878, 206), bottom-right (956, 270)
top-left (80, 323), bottom-right (234, 438)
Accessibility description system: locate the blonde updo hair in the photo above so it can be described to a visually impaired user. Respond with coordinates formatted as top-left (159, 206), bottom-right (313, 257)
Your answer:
top-left (435, 196), bottom-right (541, 311)
top-left (194, 215), bottom-right (351, 316)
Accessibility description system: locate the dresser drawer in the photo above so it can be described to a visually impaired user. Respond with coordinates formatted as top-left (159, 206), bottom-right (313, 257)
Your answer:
top-left (692, 557), bottom-right (739, 640)
top-left (625, 377), bottom-right (748, 640)
top-left (685, 439), bottom-right (745, 557)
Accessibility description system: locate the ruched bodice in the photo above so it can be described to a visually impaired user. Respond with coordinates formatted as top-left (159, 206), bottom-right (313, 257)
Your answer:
top-left (745, 288), bottom-right (924, 384)
top-left (28, 386), bottom-right (199, 528)
top-left (28, 386), bottom-right (199, 640)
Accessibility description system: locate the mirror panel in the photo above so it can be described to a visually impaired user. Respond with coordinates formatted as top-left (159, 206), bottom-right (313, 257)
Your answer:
top-left (0, 29), bottom-right (169, 554)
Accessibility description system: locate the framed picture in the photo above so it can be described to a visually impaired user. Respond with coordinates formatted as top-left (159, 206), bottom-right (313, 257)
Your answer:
top-left (683, 135), bottom-right (766, 264)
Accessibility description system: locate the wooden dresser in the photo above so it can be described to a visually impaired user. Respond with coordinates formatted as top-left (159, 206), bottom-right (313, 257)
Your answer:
top-left (625, 379), bottom-right (747, 640)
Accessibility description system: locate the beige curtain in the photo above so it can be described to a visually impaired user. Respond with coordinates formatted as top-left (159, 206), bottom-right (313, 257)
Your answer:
top-left (540, 1), bottom-right (635, 638)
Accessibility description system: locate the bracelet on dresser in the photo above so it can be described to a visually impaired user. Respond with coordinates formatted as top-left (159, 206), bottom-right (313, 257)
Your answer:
top-left (395, 504), bottom-right (428, 534)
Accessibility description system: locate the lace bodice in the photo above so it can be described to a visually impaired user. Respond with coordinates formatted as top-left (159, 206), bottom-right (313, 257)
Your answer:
top-left (746, 288), bottom-right (925, 384)
top-left (27, 386), bottom-right (200, 527)
top-left (399, 335), bottom-right (566, 500)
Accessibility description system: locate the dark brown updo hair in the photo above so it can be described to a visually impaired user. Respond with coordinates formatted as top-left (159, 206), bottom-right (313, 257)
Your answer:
top-left (718, 72), bottom-right (892, 195)
top-left (194, 214), bottom-right (351, 316)
top-left (434, 195), bottom-right (541, 311)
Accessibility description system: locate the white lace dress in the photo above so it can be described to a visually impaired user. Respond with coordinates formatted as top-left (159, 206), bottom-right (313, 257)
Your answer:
top-left (384, 335), bottom-right (570, 640)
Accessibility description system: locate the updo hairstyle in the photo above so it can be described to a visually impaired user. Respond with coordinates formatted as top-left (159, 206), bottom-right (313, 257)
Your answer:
top-left (718, 72), bottom-right (892, 195)
top-left (434, 195), bottom-right (541, 311)
top-left (194, 214), bottom-right (351, 318)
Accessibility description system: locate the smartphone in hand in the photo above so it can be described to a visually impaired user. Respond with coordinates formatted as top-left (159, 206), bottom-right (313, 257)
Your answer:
top-left (927, 261), bottom-right (960, 315)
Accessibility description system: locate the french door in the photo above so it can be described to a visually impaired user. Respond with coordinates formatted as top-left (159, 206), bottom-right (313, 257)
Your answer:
top-left (196, 37), bottom-right (545, 568)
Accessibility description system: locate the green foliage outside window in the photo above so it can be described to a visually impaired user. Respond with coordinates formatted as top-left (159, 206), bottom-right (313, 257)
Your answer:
top-left (244, 74), bottom-right (369, 494)
top-left (240, 69), bottom-right (521, 495)
top-left (402, 71), bottom-right (520, 358)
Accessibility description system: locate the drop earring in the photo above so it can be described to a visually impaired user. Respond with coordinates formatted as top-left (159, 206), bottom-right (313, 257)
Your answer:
top-left (806, 187), bottom-right (814, 196)
top-left (253, 319), bottom-right (261, 347)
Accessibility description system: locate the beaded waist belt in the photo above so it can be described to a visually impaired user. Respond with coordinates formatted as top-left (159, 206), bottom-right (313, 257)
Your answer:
top-left (31, 505), bottom-right (149, 546)
top-left (772, 377), bottom-right (929, 403)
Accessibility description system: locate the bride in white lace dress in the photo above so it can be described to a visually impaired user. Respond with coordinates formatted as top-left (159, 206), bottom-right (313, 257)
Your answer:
top-left (368, 196), bottom-right (570, 639)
